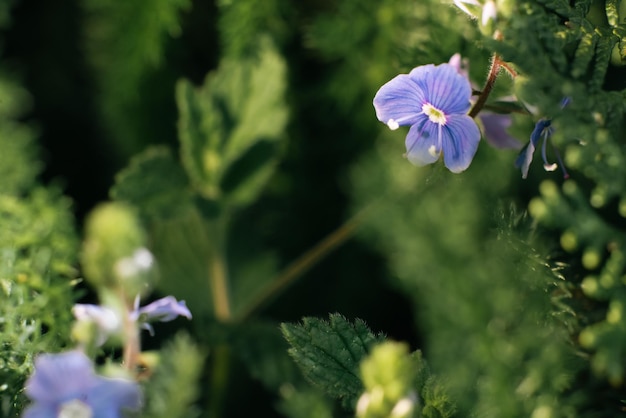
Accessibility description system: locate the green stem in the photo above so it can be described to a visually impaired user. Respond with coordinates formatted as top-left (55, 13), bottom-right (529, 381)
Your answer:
top-left (236, 208), bottom-right (369, 321)
top-left (207, 344), bottom-right (231, 418)
top-left (206, 217), bottom-right (232, 417)
top-left (208, 218), bottom-right (232, 322)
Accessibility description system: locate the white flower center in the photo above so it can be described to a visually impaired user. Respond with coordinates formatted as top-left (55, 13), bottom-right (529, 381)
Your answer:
top-left (58, 399), bottom-right (93, 418)
top-left (422, 103), bottom-right (447, 125)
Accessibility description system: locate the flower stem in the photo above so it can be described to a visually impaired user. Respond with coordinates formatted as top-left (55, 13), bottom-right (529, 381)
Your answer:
top-left (236, 208), bottom-right (369, 322)
top-left (469, 53), bottom-right (502, 118)
top-left (208, 219), bottom-right (232, 322)
top-left (122, 295), bottom-right (141, 374)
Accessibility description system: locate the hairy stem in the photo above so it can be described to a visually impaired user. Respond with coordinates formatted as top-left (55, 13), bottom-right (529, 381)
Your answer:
top-left (469, 53), bottom-right (503, 118)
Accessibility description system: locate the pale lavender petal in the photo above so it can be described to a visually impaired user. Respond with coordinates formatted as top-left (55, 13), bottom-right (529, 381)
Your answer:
top-left (26, 351), bottom-right (96, 404)
top-left (447, 54), bottom-right (470, 80)
top-left (441, 115), bottom-right (481, 173)
top-left (479, 112), bottom-right (522, 149)
top-left (373, 73), bottom-right (427, 128)
top-left (89, 377), bottom-right (142, 417)
top-left (137, 296), bottom-right (192, 323)
top-left (22, 404), bottom-right (57, 418)
top-left (405, 118), bottom-right (442, 166)
top-left (415, 64), bottom-right (472, 115)
top-left (515, 142), bottom-right (535, 179)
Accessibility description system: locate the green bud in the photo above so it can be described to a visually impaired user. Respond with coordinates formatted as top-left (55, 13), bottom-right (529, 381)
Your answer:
top-left (357, 342), bottom-right (417, 418)
top-left (81, 202), bottom-right (153, 296)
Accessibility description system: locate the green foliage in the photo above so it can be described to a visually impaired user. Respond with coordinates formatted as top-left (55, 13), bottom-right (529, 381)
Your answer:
top-left (277, 386), bottom-right (334, 418)
top-left (0, 74), bottom-right (40, 195)
top-left (217, 0), bottom-right (291, 58)
top-left (110, 146), bottom-right (193, 220)
top-left (142, 332), bottom-right (206, 418)
top-left (0, 187), bottom-right (78, 416)
top-left (281, 314), bottom-right (385, 410)
top-left (349, 137), bottom-right (591, 416)
top-left (176, 36), bottom-right (288, 208)
top-left (82, 0), bottom-right (191, 156)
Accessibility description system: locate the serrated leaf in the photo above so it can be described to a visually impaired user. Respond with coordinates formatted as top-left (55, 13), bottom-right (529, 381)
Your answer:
top-left (110, 146), bottom-right (192, 220)
top-left (176, 37), bottom-right (288, 207)
top-left (571, 30), bottom-right (597, 79)
top-left (281, 314), bottom-right (385, 409)
top-left (590, 34), bottom-right (617, 92)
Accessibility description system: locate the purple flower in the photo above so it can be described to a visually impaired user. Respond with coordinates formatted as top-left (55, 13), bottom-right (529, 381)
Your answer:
top-left (73, 304), bottom-right (121, 346)
top-left (479, 112), bottom-right (522, 149)
top-left (24, 350), bottom-right (141, 418)
top-left (131, 296), bottom-right (192, 335)
top-left (373, 63), bottom-right (481, 172)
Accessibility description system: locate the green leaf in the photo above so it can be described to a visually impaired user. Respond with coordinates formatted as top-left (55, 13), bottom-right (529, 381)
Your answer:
top-left (110, 146), bottom-right (192, 220)
top-left (176, 36), bottom-right (288, 207)
top-left (142, 332), bottom-right (206, 418)
top-left (281, 314), bottom-right (385, 409)
top-left (149, 207), bottom-right (214, 319)
top-left (232, 320), bottom-right (301, 391)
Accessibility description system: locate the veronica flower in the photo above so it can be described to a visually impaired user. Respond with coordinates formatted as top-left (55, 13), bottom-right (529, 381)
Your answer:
top-left (131, 296), bottom-right (192, 336)
top-left (73, 304), bottom-right (121, 346)
top-left (478, 111), bottom-right (522, 149)
top-left (373, 63), bottom-right (481, 172)
top-left (23, 350), bottom-right (141, 418)
top-left (74, 296), bottom-right (192, 344)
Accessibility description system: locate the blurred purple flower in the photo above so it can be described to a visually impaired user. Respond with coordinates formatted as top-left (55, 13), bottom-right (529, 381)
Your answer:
top-left (479, 112), bottom-right (522, 149)
top-left (131, 296), bottom-right (192, 335)
top-left (24, 350), bottom-right (141, 418)
top-left (373, 63), bottom-right (480, 173)
top-left (73, 304), bottom-right (121, 346)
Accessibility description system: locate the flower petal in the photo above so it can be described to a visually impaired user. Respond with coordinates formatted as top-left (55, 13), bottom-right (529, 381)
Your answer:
top-left (441, 115), bottom-right (481, 173)
top-left (26, 351), bottom-right (97, 404)
top-left (413, 64), bottom-right (472, 115)
top-left (515, 119), bottom-right (551, 178)
top-left (89, 376), bottom-right (142, 417)
top-left (137, 296), bottom-right (192, 323)
top-left (22, 404), bottom-right (57, 418)
top-left (373, 73), bottom-right (427, 129)
top-left (478, 112), bottom-right (522, 149)
top-left (405, 118), bottom-right (442, 166)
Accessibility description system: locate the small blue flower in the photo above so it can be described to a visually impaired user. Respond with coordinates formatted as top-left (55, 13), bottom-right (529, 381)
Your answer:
top-left (24, 350), bottom-right (141, 418)
top-left (131, 296), bottom-right (192, 336)
top-left (373, 63), bottom-right (481, 173)
top-left (516, 119), bottom-right (569, 179)
top-left (516, 98), bottom-right (571, 179)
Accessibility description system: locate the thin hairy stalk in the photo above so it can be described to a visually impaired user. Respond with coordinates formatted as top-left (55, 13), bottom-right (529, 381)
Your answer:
top-left (237, 209), bottom-right (369, 321)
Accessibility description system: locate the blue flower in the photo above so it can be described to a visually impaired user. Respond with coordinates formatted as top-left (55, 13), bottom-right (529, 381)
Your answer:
top-left (373, 63), bottom-right (481, 173)
top-left (131, 296), bottom-right (192, 336)
top-left (24, 350), bottom-right (141, 418)
top-left (516, 98), bottom-right (571, 179)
